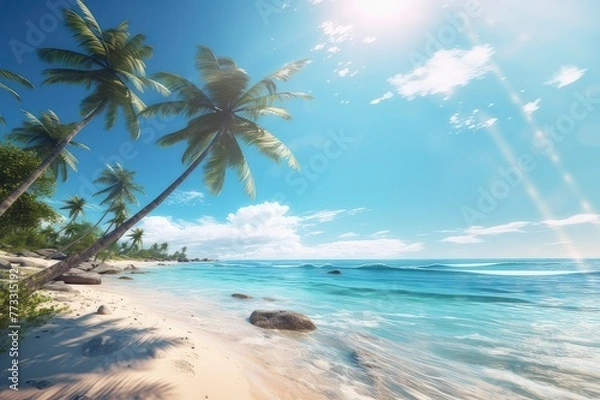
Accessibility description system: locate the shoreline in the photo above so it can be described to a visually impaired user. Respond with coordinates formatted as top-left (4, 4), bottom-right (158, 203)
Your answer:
top-left (0, 254), bottom-right (325, 399)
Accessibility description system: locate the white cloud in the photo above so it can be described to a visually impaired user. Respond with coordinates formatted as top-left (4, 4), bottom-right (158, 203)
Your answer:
top-left (337, 68), bottom-right (350, 77)
top-left (338, 232), bottom-right (359, 239)
top-left (348, 207), bottom-right (368, 215)
top-left (363, 36), bottom-right (377, 44)
top-left (372, 230), bottom-right (389, 236)
top-left (388, 45), bottom-right (495, 100)
top-left (545, 65), bottom-right (587, 88)
top-left (441, 235), bottom-right (483, 244)
top-left (450, 111), bottom-right (498, 131)
top-left (370, 91), bottom-right (394, 105)
top-left (303, 209), bottom-right (346, 223)
top-left (542, 213), bottom-right (599, 227)
top-left (166, 190), bottom-right (204, 206)
top-left (442, 221), bottom-right (529, 244)
top-left (466, 221), bottom-right (530, 236)
top-left (135, 202), bottom-right (421, 259)
top-left (523, 99), bottom-right (541, 119)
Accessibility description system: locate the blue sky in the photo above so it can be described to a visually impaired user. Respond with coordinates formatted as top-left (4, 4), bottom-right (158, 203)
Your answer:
top-left (1, 0), bottom-right (599, 259)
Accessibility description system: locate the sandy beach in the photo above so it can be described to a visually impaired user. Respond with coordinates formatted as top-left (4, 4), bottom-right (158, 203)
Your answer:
top-left (0, 254), bottom-right (325, 400)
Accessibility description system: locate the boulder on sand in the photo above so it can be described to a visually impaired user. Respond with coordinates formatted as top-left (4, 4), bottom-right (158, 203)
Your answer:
top-left (16, 250), bottom-right (40, 258)
top-left (77, 262), bottom-right (96, 271)
top-left (232, 293), bottom-right (253, 300)
top-left (249, 310), bottom-right (316, 331)
top-left (34, 248), bottom-right (68, 260)
top-left (43, 281), bottom-right (78, 293)
top-left (91, 262), bottom-right (122, 275)
top-left (56, 271), bottom-right (101, 285)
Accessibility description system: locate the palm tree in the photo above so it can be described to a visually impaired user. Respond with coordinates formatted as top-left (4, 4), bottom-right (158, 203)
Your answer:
top-left (55, 195), bottom-right (87, 235)
top-left (22, 45), bottom-right (310, 293)
top-left (61, 195), bottom-right (87, 222)
top-left (127, 228), bottom-right (144, 252)
top-left (0, 69), bottom-right (33, 125)
top-left (0, 0), bottom-right (167, 217)
top-left (56, 162), bottom-right (143, 254)
top-left (7, 110), bottom-right (90, 182)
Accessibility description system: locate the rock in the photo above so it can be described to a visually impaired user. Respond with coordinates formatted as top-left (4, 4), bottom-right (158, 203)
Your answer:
top-left (262, 297), bottom-right (276, 302)
top-left (157, 263), bottom-right (166, 266)
top-left (0, 258), bottom-right (11, 270)
top-left (16, 250), bottom-right (40, 258)
top-left (96, 305), bottom-right (111, 315)
top-left (35, 248), bottom-right (68, 260)
top-left (35, 380), bottom-right (55, 390)
top-left (91, 262), bottom-right (122, 275)
top-left (77, 262), bottom-right (96, 271)
top-left (123, 264), bottom-right (138, 271)
top-left (118, 276), bottom-right (134, 280)
top-left (327, 270), bottom-right (342, 275)
top-left (249, 310), bottom-right (316, 331)
top-left (56, 271), bottom-right (101, 285)
top-left (43, 281), bottom-right (78, 293)
top-left (1, 257), bottom-right (42, 267)
top-left (232, 293), bottom-right (253, 300)
top-left (130, 271), bottom-right (147, 274)
top-left (82, 336), bottom-right (122, 357)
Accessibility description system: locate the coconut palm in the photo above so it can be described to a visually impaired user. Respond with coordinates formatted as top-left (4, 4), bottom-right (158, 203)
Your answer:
top-left (22, 45), bottom-right (310, 293)
top-left (56, 163), bottom-right (143, 254)
top-left (7, 110), bottom-right (90, 182)
top-left (0, 0), bottom-right (167, 217)
top-left (0, 69), bottom-right (33, 125)
top-left (127, 228), bottom-right (144, 252)
top-left (55, 195), bottom-right (87, 235)
top-left (61, 195), bottom-right (87, 222)
top-left (103, 201), bottom-right (129, 235)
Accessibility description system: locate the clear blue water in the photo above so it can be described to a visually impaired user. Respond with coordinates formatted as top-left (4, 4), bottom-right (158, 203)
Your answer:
top-left (107, 259), bottom-right (600, 399)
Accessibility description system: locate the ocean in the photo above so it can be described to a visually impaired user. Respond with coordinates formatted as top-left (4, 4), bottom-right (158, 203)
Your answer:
top-left (106, 259), bottom-right (600, 399)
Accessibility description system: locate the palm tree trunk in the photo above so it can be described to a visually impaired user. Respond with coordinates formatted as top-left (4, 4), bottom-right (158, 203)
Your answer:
top-left (21, 136), bottom-right (219, 293)
top-left (0, 105), bottom-right (104, 217)
top-left (51, 204), bottom-right (113, 258)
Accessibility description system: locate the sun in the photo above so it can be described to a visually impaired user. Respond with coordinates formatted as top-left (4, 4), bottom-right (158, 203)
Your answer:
top-left (341, 0), bottom-right (430, 32)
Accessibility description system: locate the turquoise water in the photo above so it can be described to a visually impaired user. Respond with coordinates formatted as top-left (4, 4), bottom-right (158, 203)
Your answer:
top-left (108, 259), bottom-right (600, 399)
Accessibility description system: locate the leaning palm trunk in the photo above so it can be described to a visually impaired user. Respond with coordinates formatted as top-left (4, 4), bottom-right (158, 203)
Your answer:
top-left (50, 201), bottom-right (115, 258)
top-left (0, 106), bottom-right (103, 217)
top-left (21, 137), bottom-right (218, 293)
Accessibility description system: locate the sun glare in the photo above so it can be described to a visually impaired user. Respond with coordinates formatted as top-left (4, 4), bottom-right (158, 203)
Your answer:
top-left (343, 0), bottom-right (430, 33)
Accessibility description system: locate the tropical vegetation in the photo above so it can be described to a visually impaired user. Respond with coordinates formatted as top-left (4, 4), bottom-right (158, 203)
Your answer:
top-left (0, 0), bottom-right (310, 296)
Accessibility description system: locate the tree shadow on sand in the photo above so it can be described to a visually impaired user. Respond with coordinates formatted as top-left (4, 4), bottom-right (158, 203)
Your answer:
top-left (0, 312), bottom-right (185, 399)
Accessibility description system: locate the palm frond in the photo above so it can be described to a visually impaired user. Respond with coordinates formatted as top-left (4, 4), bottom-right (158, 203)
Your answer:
top-left (0, 82), bottom-right (21, 101)
top-left (233, 116), bottom-right (299, 170)
top-left (203, 134), bottom-right (228, 195)
top-left (234, 59), bottom-right (310, 107)
top-left (0, 69), bottom-right (34, 88)
top-left (223, 132), bottom-right (256, 198)
top-left (37, 48), bottom-right (101, 68)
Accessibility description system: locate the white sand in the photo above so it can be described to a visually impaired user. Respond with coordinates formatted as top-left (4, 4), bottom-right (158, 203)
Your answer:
top-left (0, 253), bottom-right (326, 399)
